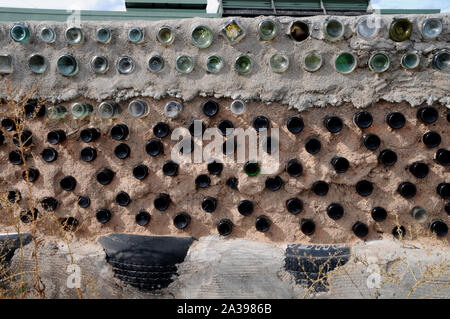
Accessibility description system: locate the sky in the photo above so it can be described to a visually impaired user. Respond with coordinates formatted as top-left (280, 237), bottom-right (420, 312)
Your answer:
top-left (371, 0), bottom-right (450, 12)
top-left (0, 0), bottom-right (447, 12)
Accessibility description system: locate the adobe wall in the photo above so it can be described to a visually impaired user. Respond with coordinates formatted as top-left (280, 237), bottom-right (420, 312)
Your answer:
top-left (0, 14), bottom-right (448, 298)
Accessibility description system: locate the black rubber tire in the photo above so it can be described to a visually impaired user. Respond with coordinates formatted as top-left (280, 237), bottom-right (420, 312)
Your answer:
top-left (0, 233), bottom-right (32, 264)
top-left (98, 234), bottom-right (195, 291)
top-left (284, 244), bottom-right (350, 292)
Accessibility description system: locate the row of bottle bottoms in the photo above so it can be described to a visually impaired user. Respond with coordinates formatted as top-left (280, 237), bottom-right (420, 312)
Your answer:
top-left (10, 188), bottom-right (449, 238)
top-left (3, 103), bottom-right (450, 167)
top-left (1, 48), bottom-right (448, 77)
top-left (4, 128), bottom-right (449, 169)
top-left (6, 17), bottom-right (447, 46)
top-left (16, 99), bottom-right (450, 125)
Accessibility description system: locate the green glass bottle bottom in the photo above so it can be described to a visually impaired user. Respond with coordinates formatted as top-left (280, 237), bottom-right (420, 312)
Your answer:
top-left (335, 52), bottom-right (356, 74)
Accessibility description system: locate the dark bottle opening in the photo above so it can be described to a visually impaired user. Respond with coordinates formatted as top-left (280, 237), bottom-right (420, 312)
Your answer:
top-left (195, 174), bottom-right (211, 188)
top-left (422, 131), bottom-right (441, 148)
top-left (7, 191), bottom-right (20, 205)
top-left (1, 118), bottom-right (16, 131)
top-left (352, 222), bottom-right (369, 238)
top-left (13, 130), bottom-right (32, 147)
top-left (397, 182), bottom-right (416, 199)
top-left (60, 176), bottom-right (76, 191)
top-left (265, 176), bottom-right (283, 191)
top-left (110, 124), bottom-right (129, 141)
top-left (356, 180), bottom-right (373, 197)
top-left (286, 198), bottom-right (303, 215)
top-left (331, 156), bottom-right (350, 173)
top-left (290, 21), bottom-right (309, 41)
top-left (218, 120), bottom-right (234, 136)
top-left (392, 225), bottom-right (406, 239)
top-left (60, 217), bottom-right (79, 232)
top-left (222, 138), bottom-right (237, 155)
top-left (226, 177), bottom-right (238, 190)
top-left (96, 209), bottom-right (112, 224)
top-left (445, 202), bottom-right (450, 215)
top-left (286, 159), bottom-right (303, 177)
top-left (327, 203), bottom-right (344, 220)
top-left (252, 116), bottom-right (270, 132)
top-left (262, 136), bottom-right (277, 154)
top-left (115, 191), bottom-right (131, 206)
top-left (378, 149), bottom-right (397, 166)
top-left (202, 196), bottom-right (217, 213)
top-left (363, 134), bottom-right (381, 150)
top-left (136, 210), bottom-right (151, 226)
top-left (255, 215), bottom-right (271, 232)
top-left (23, 168), bottom-right (39, 183)
top-left (153, 122), bottom-right (170, 138)
top-left (385, 112), bottom-right (406, 129)
top-left (313, 181), bottom-right (329, 196)
top-left (162, 160), bottom-right (179, 176)
top-left (154, 193), bottom-right (171, 211)
top-left (189, 120), bottom-right (206, 137)
top-left (217, 219), bottom-right (233, 236)
top-left (114, 143), bottom-right (131, 159)
top-left (207, 160), bottom-right (223, 175)
top-left (173, 212), bottom-right (190, 229)
top-left (132, 164), bottom-right (148, 180)
top-left (238, 200), bottom-right (254, 216)
top-left (202, 99), bottom-right (219, 117)
top-left (40, 197), bottom-right (58, 211)
top-left (80, 147), bottom-right (97, 162)
top-left (429, 220), bottom-right (448, 237)
top-left (20, 208), bottom-right (38, 224)
top-left (80, 128), bottom-right (100, 143)
top-left (25, 100), bottom-right (44, 118)
top-left (417, 106), bottom-right (438, 124)
top-left (77, 195), bottom-right (91, 208)
top-left (305, 137), bottom-right (321, 154)
top-left (353, 111), bottom-right (373, 129)
top-left (145, 138), bottom-right (163, 156)
top-left (244, 161), bottom-right (260, 177)
top-left (286, 116), bottom-right (304, 134)
top-left (300, 219), bottom-right (315, 236)
top-left (409, 162), bottom-right (429, 179)
top-left (437, 183), bottom-right (450, 200)
top-left (7, 190), bottom-right (21, 203)
top-left (96, 168), bottom-right (115, 185)
top-left (371, 207), bottom-right (387, 222)
top-left (324, 116), bottom-right (343, 133)
top-left (41, 147), bottom-right (58, 163)
top-left (435, 148), bottom-right (450, 166)
top-left (47, 130), bottom-right (66, 145)
top-left (9, 151), bottom-right (23, 165)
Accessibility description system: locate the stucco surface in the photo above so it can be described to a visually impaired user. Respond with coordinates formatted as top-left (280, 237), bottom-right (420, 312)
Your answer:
top-left (0, 14), bottom-right (448, 109)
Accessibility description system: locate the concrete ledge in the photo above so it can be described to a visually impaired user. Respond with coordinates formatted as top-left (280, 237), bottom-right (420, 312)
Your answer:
top-left (0, 14), bottom-right (448, 109)
top-left (4, 234), bottom-right (449, 298)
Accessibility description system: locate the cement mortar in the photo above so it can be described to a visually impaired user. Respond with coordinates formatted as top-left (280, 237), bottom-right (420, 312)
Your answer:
top-left (0, 14), bottom-right (448, 110)
top-left (0, 98), bottom-right (448, 244)
top-left (8, 236), bottom-right (450, 298)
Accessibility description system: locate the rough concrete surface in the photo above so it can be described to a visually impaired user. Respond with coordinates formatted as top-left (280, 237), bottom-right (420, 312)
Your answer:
top-left (7, 236), bottom-right (450, 299)
top-left (0, 13), bottom-right (449, 299)
top-left (0, 14), bottom-right (448, 109)
top-left (0, 99), bottom-right (448, 243)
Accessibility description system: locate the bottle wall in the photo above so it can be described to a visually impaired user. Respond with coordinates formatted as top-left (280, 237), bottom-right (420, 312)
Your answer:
top-left (0, 15), bottom-right (448, 109)
top-left (0, 97), bottom-right (448, 243)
